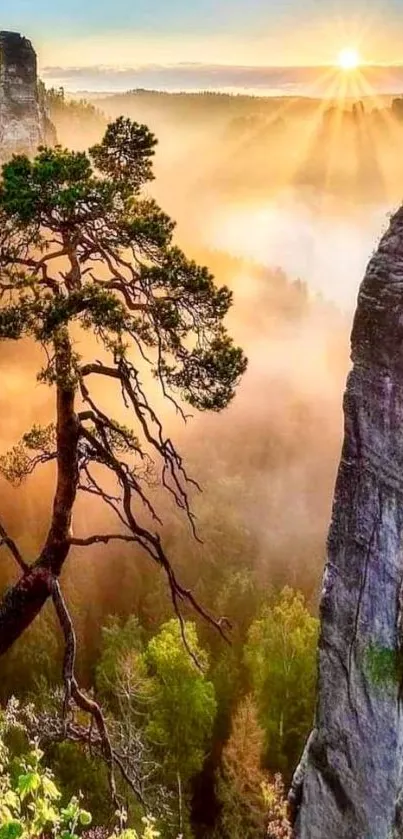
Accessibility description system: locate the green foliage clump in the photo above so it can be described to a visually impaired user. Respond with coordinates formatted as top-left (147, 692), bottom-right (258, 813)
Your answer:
top-left (90, 117), bottom-right (157, 191)
top-left (145, 620), bottom-right (217, 785)
top-left (0, 736), bottom-right (91, 839)
top-left (96, 617), bottom-right (217, 837)
top-left (96, 616), bottom-right (146, 702)
top-left (245, 587), bottom-right (318, 778)
top-left (97, 617), bottom-right (217, 788)
top-left (46, 742), bottom-right (111, 829)
top-left (0, 712), bottom-right (168, 839)
top-left (0, 424), bottom-right (56, 486)
top-left (118, 817), bottom-right (161, 839)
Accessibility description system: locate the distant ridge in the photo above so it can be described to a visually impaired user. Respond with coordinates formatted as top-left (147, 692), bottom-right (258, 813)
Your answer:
top-left (40, 62), bottom-right (403, 96)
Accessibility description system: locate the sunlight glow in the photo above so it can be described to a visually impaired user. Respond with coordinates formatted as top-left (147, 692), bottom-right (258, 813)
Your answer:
top-left (338, 48), bottom-right (360, 71)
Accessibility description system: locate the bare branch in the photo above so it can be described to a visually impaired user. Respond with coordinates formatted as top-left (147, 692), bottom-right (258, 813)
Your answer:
top-left (17, 701), bottom-right (151, 807)
top-left (79, 359), bottom-right (200, 537)
top-left (78, 425), bottom-right (231, 650)
top-left (78, 408), bottom-right (161, 524)
top-left (50, 577), bottom-right (122, 810)
top-left (0, 520), bottom-right (28, 573)
top-left (70, 533), bottom-right (138, 547)
top-left (78, 464), bottom-right (130, 530)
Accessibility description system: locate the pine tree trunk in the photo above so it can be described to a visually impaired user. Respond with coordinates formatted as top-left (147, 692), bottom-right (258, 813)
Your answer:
top-left (0, 327), bottom-right (78, 656)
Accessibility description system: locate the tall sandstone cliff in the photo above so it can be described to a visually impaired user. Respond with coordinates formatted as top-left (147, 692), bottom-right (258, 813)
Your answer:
top-left (0, 31), bottom-right (55, 159)
top-left (291, 208), bottom-right (403, 838)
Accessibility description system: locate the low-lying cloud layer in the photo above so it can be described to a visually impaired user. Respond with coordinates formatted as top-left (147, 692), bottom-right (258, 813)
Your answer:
top-left (41, 62), bottom-right (403, 94)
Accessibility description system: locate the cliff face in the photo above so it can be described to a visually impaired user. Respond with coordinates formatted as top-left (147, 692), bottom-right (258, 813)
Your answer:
top-left (0, 31), bottom-right (55, 158)
top-left (291, 209), bottom-right (403, 839)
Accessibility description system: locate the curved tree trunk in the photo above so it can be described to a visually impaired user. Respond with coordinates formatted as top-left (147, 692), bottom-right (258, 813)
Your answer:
top-left (291, 208), bottom-right (403, 838)
top-left (0, 327), bottom-right (78, 656)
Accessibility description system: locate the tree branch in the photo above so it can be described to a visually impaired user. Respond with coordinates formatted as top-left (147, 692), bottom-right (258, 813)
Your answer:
top-left (0, 520), bottom-right (28, 573)
top-left (70, 533), bottom-right (138, 547)
top-left (78, 424), bottom-right (231, 657)
top-left (50, 576), bottom-right (122, 810)
top-left (79, 359), bottom-right (200, 535)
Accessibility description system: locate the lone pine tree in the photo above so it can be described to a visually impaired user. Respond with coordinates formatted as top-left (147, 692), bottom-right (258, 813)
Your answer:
top-left (0, 116), bottom-right (246, 798)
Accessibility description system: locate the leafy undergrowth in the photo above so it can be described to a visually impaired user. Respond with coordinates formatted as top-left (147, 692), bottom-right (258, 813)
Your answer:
top-left (0, 733), bottom-right (159, 839)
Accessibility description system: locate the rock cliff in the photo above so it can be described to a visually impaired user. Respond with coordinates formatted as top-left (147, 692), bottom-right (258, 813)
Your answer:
top-left (0, 31), bottom-right (55, 159)
top-left (291, 208), bottom-right (403, 838)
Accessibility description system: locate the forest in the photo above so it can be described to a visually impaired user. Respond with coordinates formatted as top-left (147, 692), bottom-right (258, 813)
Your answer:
top-left (47, 87), bottom-right (403, 204)
top-left (0, 79), bottom-right (387, 839)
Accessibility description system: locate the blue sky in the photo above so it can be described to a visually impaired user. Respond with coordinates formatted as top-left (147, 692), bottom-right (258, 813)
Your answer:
top-left (2, 0), bottom-right (399, 45)
top-left (2, 0), bottom-right (403, 91)
top-left (2, 0), bottom-right (332, 37)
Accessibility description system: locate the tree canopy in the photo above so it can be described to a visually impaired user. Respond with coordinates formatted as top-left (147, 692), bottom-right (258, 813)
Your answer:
top-left (145, 620), bottom-right (217, 786)
top-left (95, 617), bottom-right (217, 834)
top-left (245, 587), bottom-right (318, 777)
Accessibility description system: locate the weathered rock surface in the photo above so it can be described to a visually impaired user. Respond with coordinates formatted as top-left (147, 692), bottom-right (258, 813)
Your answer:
top-left (0, 31), bottom-right (55, 159)
top-left (291, 207), bottom-right (403, 839)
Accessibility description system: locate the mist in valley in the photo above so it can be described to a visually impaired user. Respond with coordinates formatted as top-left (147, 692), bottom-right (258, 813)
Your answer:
top-left (13, 87), bottom-right (396, 602)
top-left (3, 87), bottom-right (398, 642)
top-left (1, 81), bottom-right (400, 836)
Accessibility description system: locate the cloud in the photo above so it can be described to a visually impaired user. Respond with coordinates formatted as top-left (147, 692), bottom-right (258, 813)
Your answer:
top-left (41, 62), bottom-right (403, 94)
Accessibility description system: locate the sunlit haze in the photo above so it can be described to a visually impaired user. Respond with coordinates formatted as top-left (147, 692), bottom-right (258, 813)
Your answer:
top-left (2, 0), bottom-right (403, 92)
top-left (1, 1), bottom-right (403, 835)
top-left (338, 48), bottom-right (361, 70)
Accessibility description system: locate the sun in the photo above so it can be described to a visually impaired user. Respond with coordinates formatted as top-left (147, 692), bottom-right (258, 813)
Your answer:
top-left (338, 48), bottom-right (360, 71)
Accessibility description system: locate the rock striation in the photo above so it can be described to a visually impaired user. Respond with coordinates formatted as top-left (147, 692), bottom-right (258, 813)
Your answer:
top-left (291, 208), bottom-right (403, 838)
top-left (0, 31), bottom-right (55, 159)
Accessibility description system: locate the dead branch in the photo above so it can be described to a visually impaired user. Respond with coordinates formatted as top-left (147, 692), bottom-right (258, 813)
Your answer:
top-left (70, 533), bottom-right (138, 547)
top-left (0, 520), bottom-right (28, 573)
top-left (77, 425), bottom-right (230, 664)
top-left (50, 577), bottom-right (122, 810)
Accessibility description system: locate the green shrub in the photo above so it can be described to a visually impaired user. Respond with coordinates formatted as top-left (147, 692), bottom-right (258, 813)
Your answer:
top-left (0, 713), bottom-right (169, 839)
top-left (0, 738), bottom-right (92, 839)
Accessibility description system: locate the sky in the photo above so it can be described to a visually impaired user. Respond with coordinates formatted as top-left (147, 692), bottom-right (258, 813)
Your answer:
top-left (2, 0), bottom-right (403, 92)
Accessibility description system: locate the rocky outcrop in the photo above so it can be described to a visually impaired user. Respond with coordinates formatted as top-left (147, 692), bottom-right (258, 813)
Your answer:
top-left (0, 31), bottom-right (55, 159)
top-left (291, 207), bottom-right (403, 839)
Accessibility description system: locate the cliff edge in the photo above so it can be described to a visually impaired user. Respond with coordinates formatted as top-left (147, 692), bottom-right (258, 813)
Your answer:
top-left (0, 31), bottom-right (55, 158)
top-left (291, 208), bottom-right (403, 838)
